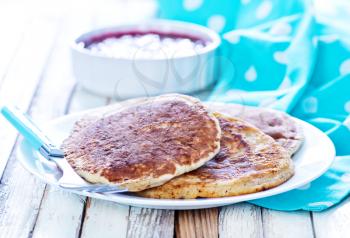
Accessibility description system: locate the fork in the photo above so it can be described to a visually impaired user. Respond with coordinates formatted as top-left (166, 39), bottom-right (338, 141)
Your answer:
top-left (1, 106), bottom-right (127, 194)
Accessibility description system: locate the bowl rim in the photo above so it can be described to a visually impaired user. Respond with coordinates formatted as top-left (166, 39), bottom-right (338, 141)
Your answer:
top-left (71, 19), bottom-right (221, 61)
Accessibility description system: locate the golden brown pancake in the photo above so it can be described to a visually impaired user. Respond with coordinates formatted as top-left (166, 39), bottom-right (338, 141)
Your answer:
top-left (91, 100), bottom-right (303, 156)
top-left (139, 113), bottom-right (294, 199)
top-left (206, 102), bottom-right (303, 156)
top-left (61, 94), bottom-right (221, 192)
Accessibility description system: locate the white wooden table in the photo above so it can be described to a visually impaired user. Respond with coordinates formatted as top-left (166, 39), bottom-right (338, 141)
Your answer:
top-left (0, 0), bottom-right (349, 237)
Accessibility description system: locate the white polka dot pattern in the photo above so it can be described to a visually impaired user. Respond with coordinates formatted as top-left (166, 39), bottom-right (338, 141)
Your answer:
top-left (244, 66), bottom-right (257, 82)
top-left (256, 1), bottom-right (273, 19)
top-left (207, 15), bottom-right (226, 32)
top-left (344, 101), bottom-right (350, 113)
top-left (303, 96), bottom-right (318, 113)
top-left (340, 59), bottom-right (350, 76)
top-left (183, 0), bottom-right (203, 11)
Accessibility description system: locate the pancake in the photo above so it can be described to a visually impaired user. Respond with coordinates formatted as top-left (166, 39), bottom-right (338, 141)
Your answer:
top-left (89, 100), bottom-right (303, 156)
top-left (206, 102), bottom-right (304, 156)
top-left (61, 94), bottom-right (221, 192)
top-left (139, 113), bottom-right (294, 199)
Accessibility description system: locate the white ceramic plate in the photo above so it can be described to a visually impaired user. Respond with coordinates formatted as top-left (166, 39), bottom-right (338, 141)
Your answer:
top-left (17, 110), bottom-right (335, 210)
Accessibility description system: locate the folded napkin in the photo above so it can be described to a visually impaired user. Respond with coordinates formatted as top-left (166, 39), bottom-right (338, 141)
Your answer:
top-left (157, 0), bottom-right (350, 211)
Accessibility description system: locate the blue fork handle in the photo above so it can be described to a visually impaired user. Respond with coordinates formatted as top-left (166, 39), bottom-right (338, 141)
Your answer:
top-left (1, 106), bottom-right (57, 152)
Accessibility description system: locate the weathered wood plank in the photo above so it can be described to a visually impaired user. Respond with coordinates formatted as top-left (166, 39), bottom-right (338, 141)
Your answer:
top-left (37, 93), bottom-right (118, 238)
top-left (32, 92), bottom-right (107, 238)
top-left (262, 209), bottom-right (314, 238)
top-left (127, 207), bottom-right (174, 238)
top-left (312, 197), bottom-right (350, 238)
top-left (31, 188), bottom-right (86, 238)
top-left (176, 208), bottom-right (218, 238)
top-left (22, 14), bottom-right (87, 238)
top-left (219, 204), bottom-right (314, 238)
top-left (80, 199), bottom-right (129, 238)
top-left (0, 6), bottom-right (28, 84)
top-left (0, 17), bottom-right (59, 180)
top-left (30, 96), bottom-right (87, 238)
top-left (0, 167), bottom-right (46, 238)
top-left (0, 17), bottom-right (61, 238)
top-left (219, 203), bottom-right (263, 238)
top-left (30, 11), bottom-right (105, 238)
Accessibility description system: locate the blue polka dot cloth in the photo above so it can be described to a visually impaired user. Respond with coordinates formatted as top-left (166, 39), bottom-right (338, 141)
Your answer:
top-left (157, 0), bottom-right (350, 211)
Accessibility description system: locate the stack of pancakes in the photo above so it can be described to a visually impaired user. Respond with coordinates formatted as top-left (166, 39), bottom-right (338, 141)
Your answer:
top-left (62, 94), bottom-right (302, 199)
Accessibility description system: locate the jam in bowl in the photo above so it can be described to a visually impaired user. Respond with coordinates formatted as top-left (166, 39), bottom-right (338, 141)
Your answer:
top-left (71, 20), bottom-right (221, 98)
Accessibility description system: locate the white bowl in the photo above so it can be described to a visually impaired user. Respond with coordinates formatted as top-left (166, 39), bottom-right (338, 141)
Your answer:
top-left (71, 20), bottom-right (221, 98)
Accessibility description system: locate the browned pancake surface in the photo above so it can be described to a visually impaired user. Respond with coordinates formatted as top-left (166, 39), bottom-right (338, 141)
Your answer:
top-left (62, 95), bottom-right (221, 191)
top-left (206, 102), bottom-right (303, 155)
top-left (188, 116), bottom-right (279, 180)
top-left (139, 113), bottom-right (294, 198)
